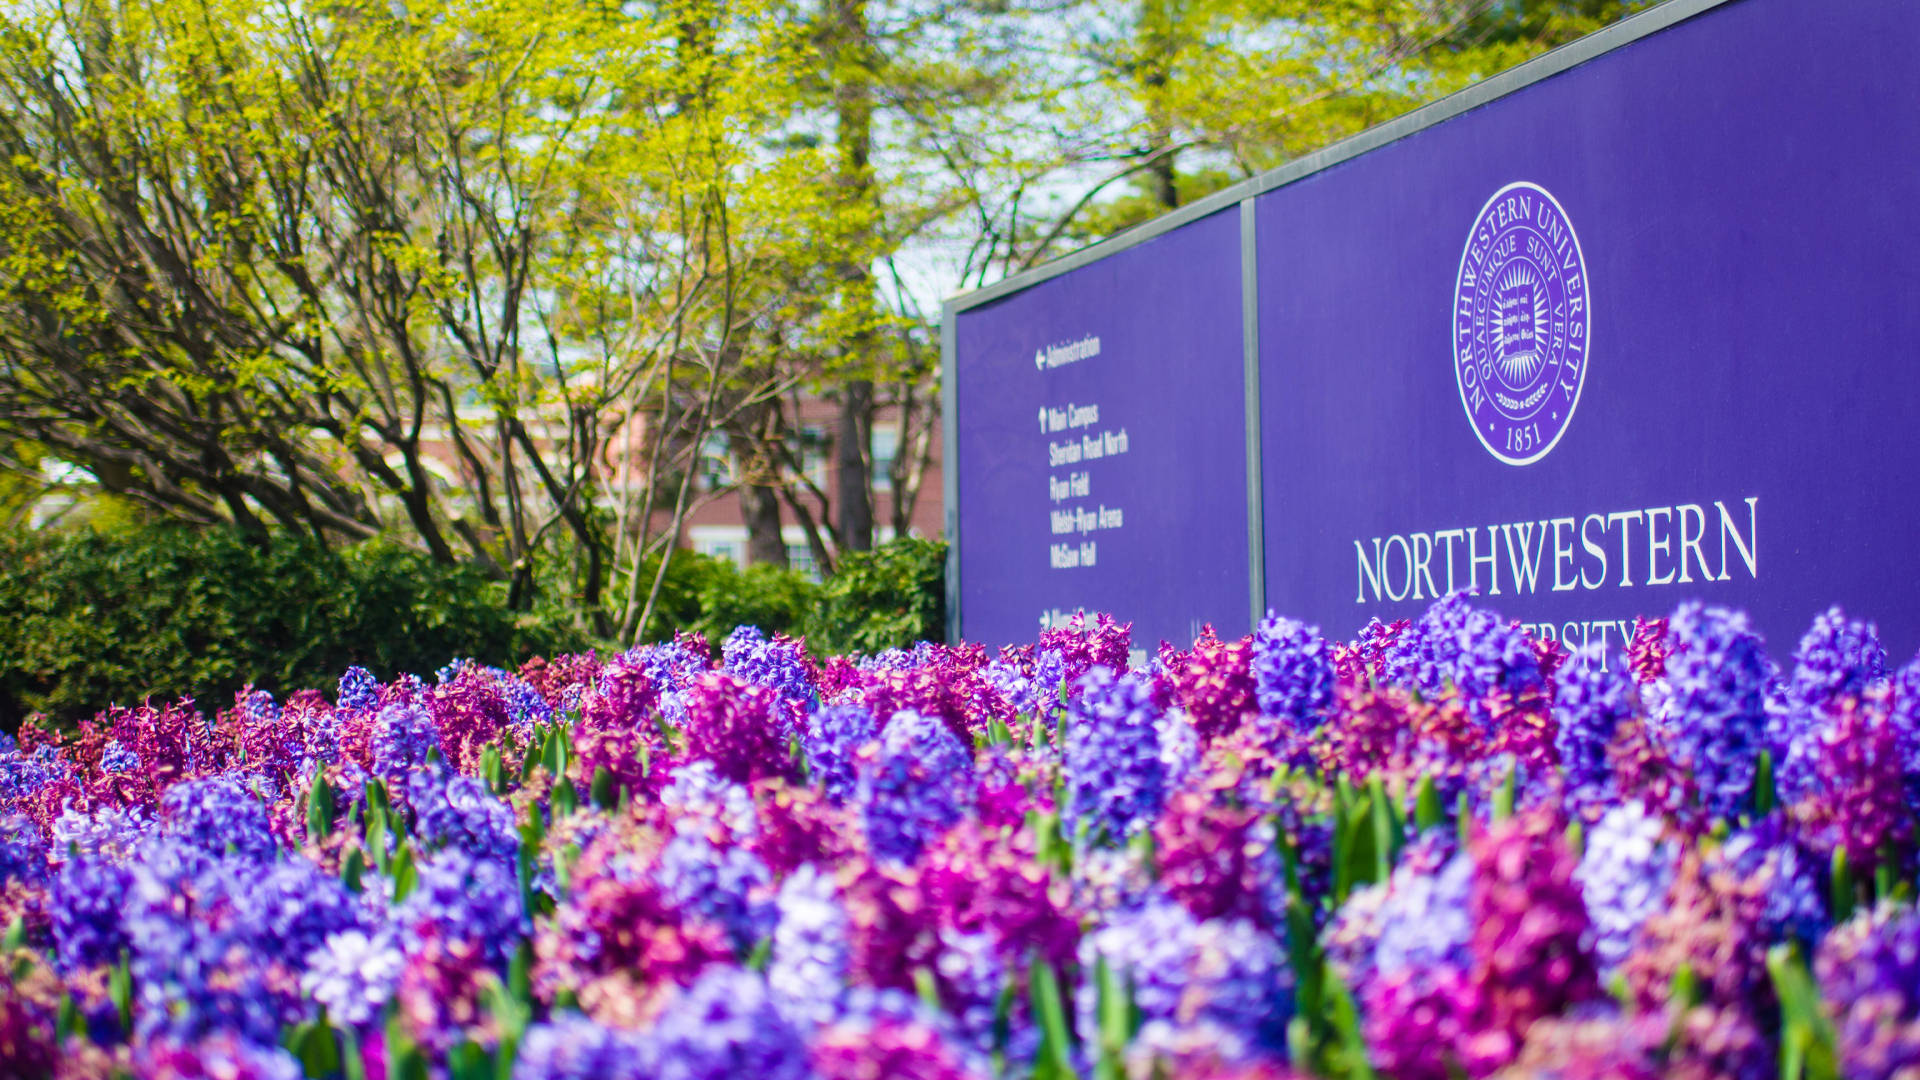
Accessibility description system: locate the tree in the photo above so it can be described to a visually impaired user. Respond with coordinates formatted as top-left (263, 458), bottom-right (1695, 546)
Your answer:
top-left (0, 0), bottom-right (828, 638)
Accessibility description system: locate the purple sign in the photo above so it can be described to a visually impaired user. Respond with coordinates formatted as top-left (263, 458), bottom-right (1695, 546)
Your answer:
top-left (1256, 0), bottom-right (1920, 659)
top-left (949, 210), bottom-right (1250, 650)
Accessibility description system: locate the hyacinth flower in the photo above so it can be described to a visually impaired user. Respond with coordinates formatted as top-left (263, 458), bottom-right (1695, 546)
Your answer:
top-left (1553, 643), bottom-right (1637, 824)
top-left (1814, 902), bottom-right (1920, 1079)
top-left (723, 624), bottom-right (821, 716)
top-left (1170, 626), bottom-right (1259, 743)
top-left (1657, 602), bottom-right (1774, 824)
top-left (13, 602), bottom-right (1920, 1078)
top-left (1063, 666), bottom-right (1172, 845)
top-left (1788, 692), bottom-right (1915, 874)
top-left (1250, 612), bottom-right (1335, 745)
top-left (857, 710), bottom-right (975, 864)
top-left (1574, 801), bottom-right (1676, 975)
top-left (1774, 606), bottom-right (1889, 803)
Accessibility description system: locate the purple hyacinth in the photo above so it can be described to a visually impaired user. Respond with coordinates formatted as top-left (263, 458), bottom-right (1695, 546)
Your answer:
top-left (649, 965), bottom-right (812, 1080)
top-left (500, 676), bottom-right (553, 739)
top-left (661, 761), bottom-right (759, 836)
top-left (1554, 644), bottom-right (1637, 824)
top-left (393, 850), bottom-right (523, 966)
top-left (1075, 899), bottom-right (1290, 1057)
top-left (512, 1014), bottom-right (651, 1080)
top-left (1790, 695), bottom-right (1914, 872)
top-left (1777, 606), bottom-right (1888, 800)
top-left (933, 928), bottom-right (1012, 1057)
top-left (51, 855), bottom-right (133, 969)
top-left (1576, 801), bottom-right (1678, 974)
top-left (123, 848), bottom-right (283, 1043)
top-left (0, 813), bottom-right (42, 885)
top-left (1063, 666), bottom-right (1169, 845)
top-left (657, 819), bottom-right (775, 949)
top-left (302, 929), bottom-right (403, 1027)
top-left (1251, 613), bottom-right (1334, 728)
top-left (1372, 851), bottom-right (1475, 980)
top-left (238, 688), bottom-right (280, 727)
top-left (0, 744), bottom-right (62, 801)
top-left (337, 666), bottom-right (381, 712)
top-left (804, 704), bottom-right (878, 805)
top-left (1383, 591), bottom-right (1544, 712)
top-left (158, 777), bottom-right (278, 862)
top-left (101, 740), bottom-right (140, 775)
top-left (638, 638), bottom-right (711, 729)
top-left (229, 860), bottom-right (365, 967)
top-left (1658, 603), bottom-right (1773, 822)
top-left (723, 625), bottom-right (819, 713)
top-left (768, 864), bottom-right (851, 1027)
top-left (982, 658), bottom-right (1041, 718)
top-left (1713, 815), bottom-right (1826, 944)
top-left (858, 710), bottom-right (975, 864)
top-left (132, 1035), bottom-right (304, 1080)
top-left (1814, 903), bottom-right (1920, 1080)
top-left (49, 805), bottom-right (150, 864)
top-left (371, 701), bottom-right (441, 780)
top-left (1891, 658), bottom-right (1920, 820)
top-left (406, 769), bottom-right (518, 863)
top-left (1789, 605), bottom-right (1888, 708)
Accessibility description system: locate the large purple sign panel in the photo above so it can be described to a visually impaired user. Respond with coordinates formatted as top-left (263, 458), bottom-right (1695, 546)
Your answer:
top-left (953, 209), bottom-right (1249, 649)
top-left (1257, 0), bottom-right (1920, 659)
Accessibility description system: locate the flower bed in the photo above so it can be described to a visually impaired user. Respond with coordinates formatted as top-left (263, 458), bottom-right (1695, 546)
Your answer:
top-left (1, 599), bottom-right (1917, 1078)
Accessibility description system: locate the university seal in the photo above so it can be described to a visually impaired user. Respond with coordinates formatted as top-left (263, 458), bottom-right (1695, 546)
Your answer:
top-left (1453, 181), bottom-right (1590, 465)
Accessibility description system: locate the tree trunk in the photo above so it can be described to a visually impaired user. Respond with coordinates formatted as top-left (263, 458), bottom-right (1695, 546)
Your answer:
top-left (836, 380), bottom-right (874, 551)
top-left (830, 0), bottom-right (878, 553)
top-left (742, 481), bottom-right (789, 567)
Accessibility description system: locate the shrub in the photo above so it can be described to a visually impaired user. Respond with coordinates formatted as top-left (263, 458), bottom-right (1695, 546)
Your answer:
top-left (0, 527), bottom-right (588, 730)
top-left (803, 536), bottom-right (946, 655)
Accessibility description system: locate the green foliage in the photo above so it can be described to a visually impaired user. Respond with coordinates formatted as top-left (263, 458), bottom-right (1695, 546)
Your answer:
top-left (802, 537), bottom-right (947, 656)
top-left (629, 537), bottom-right (946, 656)
top-left (0, 526), bottom-right (589, 730)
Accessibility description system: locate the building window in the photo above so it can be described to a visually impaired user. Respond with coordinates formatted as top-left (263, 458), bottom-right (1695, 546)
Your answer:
top-left (786, 544), bottom-right (817, 580)
top-left (796, 425), bottom-right (829, 489)
top-left (699, 433), bottom-right (731, 491)
top-left (871, 424), bottom-right (898, 492)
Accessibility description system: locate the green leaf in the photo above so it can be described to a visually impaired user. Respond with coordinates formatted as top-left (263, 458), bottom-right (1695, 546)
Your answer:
top-left (1830, 847), bottom-right (1855, 924)
top-left (745, 935), bottom-right (773, 973)
top-left (1752, 748), bottom-right (1777, 818)
top-left (481, 745), bottom-right (505, 795)
top-left (589, 765), bottom-right (616, 810)
top-left (1321, 968), bottom-right (1378, 1080)
top-left (551, 776), bottom-right (578, 820)
top-left (1491, 763), bottom-right (1516, 821)
top-left (1028, 956), bottom-right (1076, 1080)
top-left (389, 840), bottom-right (417, 904)
top-left (913, 966), bottom-right (944, 1012)
top-left (1767, 944), bottom-right (1838, 1080)
top-left (446, 1040), bottom-right (492, 1080)
top-left (365, 808), bottom-right (390, 875)
top-left (1413, 774), bottom-right (1444, 832)
top-left (1368, 774), bottom-right (1400, 881)
top-left (307, 767), bottom-right (336, 843)
top-left (386, 1011), bottom-right (429, 1080)
top-left (284, 1016), bottom-right (342, 1078)
top-left (1094, 954), bottom-right (1134, 1080)
top-left (508, 940), bottom-right (534, 1008)
top-left (341, 847), bottom-right (366, 894)
top-left (110, 951), bottom-right (133, 1033)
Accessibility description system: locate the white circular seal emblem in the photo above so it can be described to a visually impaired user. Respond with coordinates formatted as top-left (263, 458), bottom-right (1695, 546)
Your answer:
top-left (1452, 181), bottom-right (1590, 465)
